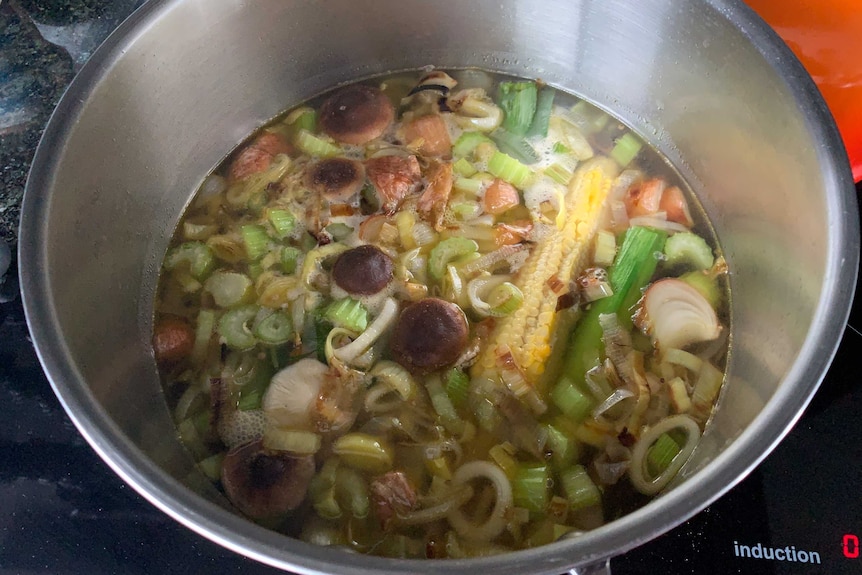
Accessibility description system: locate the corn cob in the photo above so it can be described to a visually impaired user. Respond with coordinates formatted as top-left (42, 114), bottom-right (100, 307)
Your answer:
top-left (473, 157), bottom-right (619, 389)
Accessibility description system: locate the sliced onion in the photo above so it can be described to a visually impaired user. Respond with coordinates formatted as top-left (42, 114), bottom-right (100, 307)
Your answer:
top-left (462, 245), bottom-right (525, 274)
top-left (397, 485), bottom-right (474, 525)
top-left (591, 388), bottom-right (635, 419)
top-left (447, 461), bottom-right (512, 542)
top-left (628, 414), bottom-right (701, 495)
top-left (333, 297), bottom-right (399, 363)
top-left (594, 459), bottom-right (630, 485)
top-left (628, 215), bottom-right (690, 234)
top-left (467, 274), bottom-right (513, 317)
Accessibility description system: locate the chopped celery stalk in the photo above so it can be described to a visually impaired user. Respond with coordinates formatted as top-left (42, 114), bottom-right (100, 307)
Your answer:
top-left (559, 464), bottom-right (602, 511)
top-left (444, 367), bottom-right (470, 409)
top-left (452, 131), bottom-right (494, 157)
top-left (325, 222), bottom-right (354, 241)
top-left (197, 452), bottom-right (225, 482)
top-left (324, 298), bottom-right (369, 333)
top-left (680, 270), bottom-right (721, 308)
top-left (664, 232), bottom-right (714, 271)
top-left (453, 177), bottom-right (484, 195)
top-left (281, 246), bottom-right (301, 275)
top-left (268, 209), bottom-right (297, 239)
top-left (191, 309), bottom-right (216, 365)
top-left (309, 459), bottom-right (341, 519)
top-left (545, 424), bottom-right (578, 470)
top-left (647, 433), bottom-right (682, 477)
top-left (498, 81), bottom-right (538, 136)
top-left (295, 129), bottom-right (340, 157)
top-left (428, 237), bottom-right (479, 280)
top-left (544, 163), bottom-right (574, 186)
top-left (567, 100), bottom-right (609, 135)
top-left (253, 310), bottom-right (293, 345)
top-left (526, 86), bottom-right (555, 137)
top-left (218, 305), bottom-right (258, 350)
top-left (512, 464), bottom-right (550, 513)
top-left (453, 157), bottom-right (477, 177)
top-left (263, 427), bottom-right (322, 454)
top-left (562, 226), bottom-right (667, 387)
top-left (488, 151), bottom-right (532, 189)
top-left (593, 229), bottom-right (617, 267)
top-left (165, 241), bottom-right (215, 279)
top-left (610, 132), bottom-right (643, 167)
top-left (487, 282), bottom-right (523, 316)
top-left (241, 224), bottom-right (269, 261)
top-left (427, 376), bottom-right (464, 434)
top-left (335, 466), bottom-right (370, 518)
top-left (204, 271), bottom-right (252, 308)
top-left (450, 200), bottom-right (481, 219)
top-left (490, 128), bottom-right (541, 165)
top-left (551, 378), bottom-right (594, 423)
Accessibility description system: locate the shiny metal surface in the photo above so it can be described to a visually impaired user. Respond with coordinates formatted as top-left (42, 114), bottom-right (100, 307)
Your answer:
top-left (19, 0), bottom-right (858, 573)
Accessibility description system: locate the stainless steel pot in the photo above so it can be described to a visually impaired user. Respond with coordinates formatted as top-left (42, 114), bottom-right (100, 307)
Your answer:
top-left (19, 0), bottom-right (858, 573)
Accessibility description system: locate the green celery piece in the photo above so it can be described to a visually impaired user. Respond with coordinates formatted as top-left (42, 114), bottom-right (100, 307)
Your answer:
top-left (561, 226), bottom-right (667, 387)
top-left (498, 81), bottom-right (538, 136)
top-left (489, 129), bottom-right (541, 165)
top-left (526, 86), bottom-right (556, 138)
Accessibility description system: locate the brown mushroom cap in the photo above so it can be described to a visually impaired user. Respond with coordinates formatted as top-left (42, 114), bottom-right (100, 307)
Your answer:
top-left (331, 245), bottom-right (394, 295)
top-left (152, 315), bottom-right (195, 367)
top-left (221, 439), bottom-right (315, 520)
top-left (307, 158), bottom-right (366, 202)
top-left (390, 298), bottom-right (469, 374)
top-left (319, 84), bottom-right (395, 145)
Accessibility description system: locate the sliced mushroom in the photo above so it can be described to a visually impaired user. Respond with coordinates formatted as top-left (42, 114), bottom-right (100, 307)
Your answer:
top-left (152, 315), bottom-right (195, 367)
top-left (390, 298), bottom-right (469, 374)
top-left (637, 278), bottom-right (721, 350)
top-left (319, 84), bottom-right (394, 145)
top-left (262, 358), bottom-right (328, 429)
top-left (307, 158), bottom-right (366, 202)
top-left (365, 155), bottom-right (422, 213)
top-left (221, 439), bottom-right (315, 519)
top-left (331, 244), bottom-right (394, 295)
top-left (228, 132), bottom-right (292, 182)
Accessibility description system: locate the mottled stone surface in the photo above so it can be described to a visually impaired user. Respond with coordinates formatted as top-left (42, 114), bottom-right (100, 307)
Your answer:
top-left (0, 0), bottom-right (145, 295)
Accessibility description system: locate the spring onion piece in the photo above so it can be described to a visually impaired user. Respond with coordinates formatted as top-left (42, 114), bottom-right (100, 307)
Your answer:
top-left (512, 464), bottom-right (550, 513)
top-left (280, 246), bottom-right (301, 275)
top-left (498, 81), bottom-right (537, 136)
top-left (204, 271), bottom-right (252, 308)
top-left (428, 237), bottom-right (479, 280)
top-left (647, 433), bottom-right (682, 476)
top-left (453, 176), bottom-right (484, 195)
top-left (325, 222), bottom-right (354, 241)
top-left (301, 242), bottom-right (348, 288)
top-left (559, 465), bottom-right (602, 511)
top-left (332, 297), bottom-right (398, 363)
top-left (466, 274), bottom-right (511, 317)
top-left (197, 452), bottom-right (226, 482)
top-left (370, 360), bottom-right (416, 401)
top-left (165, 241), bottom-right (215, 279)
top-left (427, 375), bottom-right (465, 434)
top-left (452, 131), bottom-right (494, 158)
top-left (332, 433), bottom-right (394, 474)
top-left (325, 298), bottom-right (369, 333)
top-left (664, 232), bottom-right (714, 271)
top-left (263, 426), bottom-right (322, 454)
top-left (296, 129), bottom-right (341, 157)
top-left (629, 414), bottom-right (701, 495)
top-left (486, 281), bottom-right (524, 316)
top-left (287, 107), bottom-right (317, 133)
top-left (264, 212), bottom-right (293, 242)
top-left (488, 151), bottom-right (532, 188)
top-left (545, 424), bottom-right (579, 470)
top-left (551, 378), bottom-right (595, 423)
top-left (610, 132), bottom-right (643, 167)
top-left (309, 459), bottom-right (341, 519)
top-left (489, 129), bottom-right (541, 165)
top-left (526, 86), bottom-right (555, 138)
top-left (218, 305), bottom-right (258, 350)
top-left (241, 224), bottom-right (269, 261)
top-left (562, 226), bottom-right (667, 387)
top-left (444, 367), bottom-right (470, 409)
top-left (453, 157), bottom-right (478, 177)
top-left (252, 310), bottom-right (293, 345)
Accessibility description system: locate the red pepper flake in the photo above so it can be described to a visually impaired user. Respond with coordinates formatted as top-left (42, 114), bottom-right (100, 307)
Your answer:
top-left (618, 428), bottom-right (636, 448)
top-left (546, 274), bottom-right (566, 295)
top-left (555, 292), bottom-right (577, 312)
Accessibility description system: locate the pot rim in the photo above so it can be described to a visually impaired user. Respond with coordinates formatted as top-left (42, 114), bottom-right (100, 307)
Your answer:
top-left (19, 0), bottom-right (859, 572)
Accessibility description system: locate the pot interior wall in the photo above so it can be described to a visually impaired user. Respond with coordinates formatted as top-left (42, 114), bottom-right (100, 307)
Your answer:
top-left (23, 0), bottom-right (853, 571)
